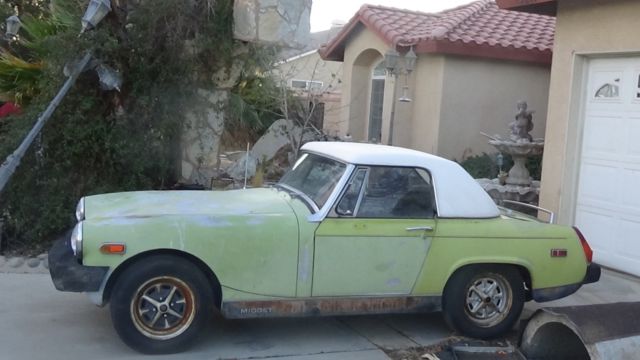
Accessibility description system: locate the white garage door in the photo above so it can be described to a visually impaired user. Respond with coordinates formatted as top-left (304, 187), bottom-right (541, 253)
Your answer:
top-left (576, 57), bottom-right (640, 276)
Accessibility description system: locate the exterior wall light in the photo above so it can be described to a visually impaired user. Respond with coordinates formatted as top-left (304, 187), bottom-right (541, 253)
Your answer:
top-left (404, 46), bottom-right (417, 74)
top-left (398, 86), bottom-right (412, 103)
top-left (81, 0), bottom-right (112, 34)
top-left (384, 49), bottom-right (401, 75)
top-left (5, 15), bottom-right (21, 40)
top-left (385, 46), bottom-right (417, 144)
top-left (96, 63), bottom-right (122, 92)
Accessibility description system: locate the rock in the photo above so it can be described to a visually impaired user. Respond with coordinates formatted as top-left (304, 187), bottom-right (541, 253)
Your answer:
top-left (42, 258), bottom-right (49, 270)
top-left (7, 257), bottom-right (24, 268)
top-left (0, 255), bottom-right (5, 267)
top-left (37, 253), bottom-right (47, 260)
top-left (181, 160), bottom-right (195, 182)
top-left (225, 151), bottom-right (246, 162)
top-left (27, 258), bottom-right (40, 268)
top-left (226, 153), bottom-right (258, 181)
top-left (251, 119), bottom-right (301, 164)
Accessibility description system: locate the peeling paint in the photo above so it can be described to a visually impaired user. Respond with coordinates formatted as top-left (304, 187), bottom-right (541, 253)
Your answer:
top-left (386, 278), bottom-right (402, 288)
top-left (375, 261), bottom-right (396, 272)
top-left (300, 244), bottom-right (311, 282)
top-left (245, 217), bottom-right (266, 226)
top-left (85, 188), bottom-right (293, 220)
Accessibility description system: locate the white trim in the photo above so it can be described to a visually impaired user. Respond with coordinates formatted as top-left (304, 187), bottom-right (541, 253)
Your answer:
top-left (276, 50), bottom-right (319, 66)
top-left (290, 79), bottom-right (324, 91)
top-left (560, 51), bottom-right (640, 225)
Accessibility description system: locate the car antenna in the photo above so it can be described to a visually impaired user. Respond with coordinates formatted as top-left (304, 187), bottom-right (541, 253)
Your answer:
top-left (243, 142), bottom-right (250, 190)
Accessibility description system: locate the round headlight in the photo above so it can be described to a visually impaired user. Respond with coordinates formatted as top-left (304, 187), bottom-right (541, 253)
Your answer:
top-left (75, 197), bottom-right (85, 221)
top-left (70, 222), bottom-right (83, 258)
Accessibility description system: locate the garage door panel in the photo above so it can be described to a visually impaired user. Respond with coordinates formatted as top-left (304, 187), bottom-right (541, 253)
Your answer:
top-left (582, 115), bottom-right (622, 157)
top-left (627, 118), bottom-right (640, 158)
top-left (575, 208), bottom-right (615, 254)
top-left (578, 162), bottom-right (618, 203)
top-left (618, 218), bottom-right (640, 258)
top-left (621, 168), bottom-right (640, 212)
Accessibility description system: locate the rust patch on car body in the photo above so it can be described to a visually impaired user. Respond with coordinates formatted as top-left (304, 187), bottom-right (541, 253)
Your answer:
top-left (222, 296), bottom-right (441, 318)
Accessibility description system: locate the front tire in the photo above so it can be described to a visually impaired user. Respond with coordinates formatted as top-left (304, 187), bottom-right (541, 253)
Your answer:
top-left (110, 255), bottom-right (213, 354)
top-left (443, 265), bottom-right (524, 339)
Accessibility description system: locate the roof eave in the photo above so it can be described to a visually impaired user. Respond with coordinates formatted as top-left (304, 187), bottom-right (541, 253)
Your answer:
top-left (417, 40), bottom-right (552, 66)
top-left (495, 0), bottom-right (558, 16)
top-left (319, 5), bottom-right (383, 62)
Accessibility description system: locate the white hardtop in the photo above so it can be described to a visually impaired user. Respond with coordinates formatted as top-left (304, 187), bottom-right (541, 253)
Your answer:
top-left (301, 142), bottom-right (500, 219)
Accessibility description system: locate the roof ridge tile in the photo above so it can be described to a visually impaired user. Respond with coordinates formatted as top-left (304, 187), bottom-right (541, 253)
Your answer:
top-left (433, 0), bottom-right (493, 38)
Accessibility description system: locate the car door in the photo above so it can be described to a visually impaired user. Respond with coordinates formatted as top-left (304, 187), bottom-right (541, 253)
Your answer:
top-left (312, 166), bottom-right (437, 296)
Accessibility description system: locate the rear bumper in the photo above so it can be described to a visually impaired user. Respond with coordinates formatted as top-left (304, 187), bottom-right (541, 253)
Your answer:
top-left (532, 263), bottom-right (601, 303)
top-left (48, 238), bottom-right (108, 292)
top-left (583, 263), bottom-right (601, 284)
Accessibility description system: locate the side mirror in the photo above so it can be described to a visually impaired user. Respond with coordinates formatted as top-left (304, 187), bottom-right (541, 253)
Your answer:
top-left (336, 207), bottom-right (353, 217)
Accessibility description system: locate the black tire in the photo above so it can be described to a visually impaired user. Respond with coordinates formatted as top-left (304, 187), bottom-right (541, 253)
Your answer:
top-left (442, 265), bottom-right (524, 339)
top-left (110, 255), bottom-right (214, 354)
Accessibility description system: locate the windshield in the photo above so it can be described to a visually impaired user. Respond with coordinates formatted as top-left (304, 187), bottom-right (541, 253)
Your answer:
top-left (279, 153), bottom-right (347, 209)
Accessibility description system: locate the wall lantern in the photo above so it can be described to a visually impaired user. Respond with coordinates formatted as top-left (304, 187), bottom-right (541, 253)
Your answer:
top-left (384, 49), bottom-right (401, 75)
top-left (404, 46), bottom-right (417, 74)
top-left (398, 86), bottom-right (412, 103)
top-left (385, 46), bottom-right (417, 144)
top-left (5, 15), bottom-right (21, 39)
top-left (96, 63), bottom-right (122, 92)
top-left (80, 0), bottom-right (112, 34)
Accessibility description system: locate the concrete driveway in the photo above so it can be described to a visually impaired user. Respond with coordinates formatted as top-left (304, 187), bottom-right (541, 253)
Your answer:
top-left (523, 269), bottom-right (640, 316)
top-left (2, 269), bottom-right (638, 360)
top-left (0, 273), bottom-right (451, 360)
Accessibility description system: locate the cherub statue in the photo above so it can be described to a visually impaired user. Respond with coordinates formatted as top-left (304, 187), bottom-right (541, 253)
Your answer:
top-left (509, 101), bottom-right (534, 142)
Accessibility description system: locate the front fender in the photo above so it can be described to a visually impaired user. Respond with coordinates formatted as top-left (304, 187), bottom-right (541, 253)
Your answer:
top-left (81, 213), bottom-right (300, 297)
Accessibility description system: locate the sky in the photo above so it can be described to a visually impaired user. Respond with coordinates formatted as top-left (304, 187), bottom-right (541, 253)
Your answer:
top-left (311, 0), bottom-right (474, 32)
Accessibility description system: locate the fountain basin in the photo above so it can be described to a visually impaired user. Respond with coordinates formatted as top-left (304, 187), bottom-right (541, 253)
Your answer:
top-left (477, 178), bottom-right (540, 206)
top-left (489, 139), bottom-right (543, 186)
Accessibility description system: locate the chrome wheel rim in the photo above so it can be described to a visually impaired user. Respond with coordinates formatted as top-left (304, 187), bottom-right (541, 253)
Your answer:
top-left (131, 277), bottom-right (196, 340)
top-left (464, 275), bottom-right (512, 327)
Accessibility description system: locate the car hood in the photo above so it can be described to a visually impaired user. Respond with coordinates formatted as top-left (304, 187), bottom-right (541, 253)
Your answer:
top-left (83, 188), bottom-right (293, 220)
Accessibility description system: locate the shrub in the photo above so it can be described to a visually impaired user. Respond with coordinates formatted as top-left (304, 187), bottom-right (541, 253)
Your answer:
top-left (459, 152), bottom-right (543, 180)
top-left (0, 0), bottom-right (283, 254)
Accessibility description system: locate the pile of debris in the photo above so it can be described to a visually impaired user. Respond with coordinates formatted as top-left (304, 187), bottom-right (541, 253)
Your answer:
top-left (214, 119), bottom-right (338, 189)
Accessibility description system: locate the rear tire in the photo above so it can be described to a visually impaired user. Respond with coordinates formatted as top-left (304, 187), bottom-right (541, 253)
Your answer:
top-left (110, 255), bottom-right (213, 354)
top-left (443, 265), bottom-right (524, 339)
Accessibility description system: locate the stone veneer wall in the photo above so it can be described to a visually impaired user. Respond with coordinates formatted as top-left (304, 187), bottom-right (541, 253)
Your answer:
top-left (180, 1), bottom-right (312, 185)
top-left (234, 0), bottom-right (311, 49)
top-left (181, 89), bottom-right (227, 185)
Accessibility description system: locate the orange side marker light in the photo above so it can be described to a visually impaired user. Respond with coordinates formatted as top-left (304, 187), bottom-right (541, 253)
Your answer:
top-left (100, 243), bottom-right (126, 255)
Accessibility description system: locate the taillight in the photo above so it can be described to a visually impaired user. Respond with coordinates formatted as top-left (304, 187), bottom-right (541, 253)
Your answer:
top-left (573, 226), bottom-right (593, 263)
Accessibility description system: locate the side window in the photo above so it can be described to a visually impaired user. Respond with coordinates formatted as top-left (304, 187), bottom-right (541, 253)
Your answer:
top-left (336, 169), bottom-right (366, 216)
top-left (356, 167), bottom-right (436, 219)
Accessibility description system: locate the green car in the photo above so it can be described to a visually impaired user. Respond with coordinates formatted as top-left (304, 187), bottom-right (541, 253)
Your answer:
top-left (49, 142), bottom-right (600, 354)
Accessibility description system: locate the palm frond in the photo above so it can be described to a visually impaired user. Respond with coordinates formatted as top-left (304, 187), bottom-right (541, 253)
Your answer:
top-left (0, 49), bottom-right (43, 104)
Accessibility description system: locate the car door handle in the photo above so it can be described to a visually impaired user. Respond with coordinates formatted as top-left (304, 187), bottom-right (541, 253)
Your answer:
top-left (405, 226), bottom-right (434, 232)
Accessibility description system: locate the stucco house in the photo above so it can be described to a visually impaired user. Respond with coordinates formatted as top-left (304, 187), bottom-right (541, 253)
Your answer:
top-left (497, 0), bottom-right (640, 277)
top-left (319, 0), bottom-right (555, 161)
top-left (273, 27), bottom-right (344, 136)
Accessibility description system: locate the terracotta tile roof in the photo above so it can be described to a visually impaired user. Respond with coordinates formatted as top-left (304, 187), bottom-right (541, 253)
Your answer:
top-left (319, 0), bottom-right (555, 64)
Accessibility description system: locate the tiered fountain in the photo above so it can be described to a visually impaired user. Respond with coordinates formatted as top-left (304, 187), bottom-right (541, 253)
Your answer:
top-left (478, 101), bottom-right (544, 204)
